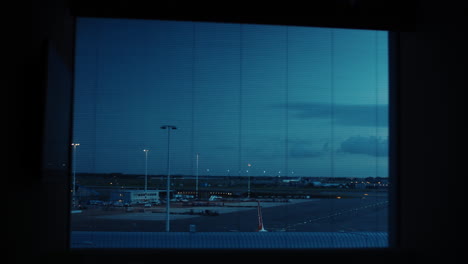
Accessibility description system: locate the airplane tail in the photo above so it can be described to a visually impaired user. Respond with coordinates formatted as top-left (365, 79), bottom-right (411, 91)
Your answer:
top-left (257, 200), bottom-right (267, 232)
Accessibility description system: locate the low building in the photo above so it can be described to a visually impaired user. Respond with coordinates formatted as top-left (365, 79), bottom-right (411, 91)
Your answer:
top-left (110, 190), bottom-right (160, 205)
top-left (76, 185), bottom-right (100, 199)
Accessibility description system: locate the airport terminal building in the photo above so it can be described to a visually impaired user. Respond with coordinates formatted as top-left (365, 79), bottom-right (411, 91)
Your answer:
top-left (110, 190), bottom-right (160, 205)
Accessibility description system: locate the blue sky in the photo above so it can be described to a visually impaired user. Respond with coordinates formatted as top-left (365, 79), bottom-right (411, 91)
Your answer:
top-left (73, 17), bottom-right (388, 178)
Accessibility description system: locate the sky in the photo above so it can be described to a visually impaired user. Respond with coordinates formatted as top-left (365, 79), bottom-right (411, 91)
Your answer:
top-left (73, 17), bottom-right (388, 178)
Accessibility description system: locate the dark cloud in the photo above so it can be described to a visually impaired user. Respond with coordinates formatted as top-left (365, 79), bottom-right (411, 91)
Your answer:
top-left (289, 141), bottom-right (329, 158)
top-left (339, 136), bottom-right (388, 157)
top-left (275, 103), bottom-right (388, 127)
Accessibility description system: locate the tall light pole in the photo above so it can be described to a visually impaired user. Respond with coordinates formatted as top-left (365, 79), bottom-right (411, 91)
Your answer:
top-left (161, 125), bottom-right (177, 232)
top-left (143, 149), bottom-right (149, 200)
top-left (247, 163), bottom-right (251, 198)
top-left (71, 143), bottom-right (80, 208)
top-left (196, 153), bottom-right (199, 199)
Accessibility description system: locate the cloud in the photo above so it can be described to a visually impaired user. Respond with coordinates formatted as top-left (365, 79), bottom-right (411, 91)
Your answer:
top-left (289, 140), bottom-right (329, 158)
top-left (275, 102), bottom-right (388, 127)
top-left (339, 136), bottom-right (388, 157)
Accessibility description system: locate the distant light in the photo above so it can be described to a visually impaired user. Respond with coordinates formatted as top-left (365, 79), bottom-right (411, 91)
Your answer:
top-left (336, 196), bottom-right (341, 199)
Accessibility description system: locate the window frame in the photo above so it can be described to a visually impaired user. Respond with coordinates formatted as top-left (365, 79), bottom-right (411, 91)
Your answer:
top-left (40, 14), bottom-right (400, 257)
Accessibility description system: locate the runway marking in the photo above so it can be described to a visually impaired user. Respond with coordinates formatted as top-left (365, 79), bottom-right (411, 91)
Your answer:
top-left (284, 201), bottom-right (388, 230)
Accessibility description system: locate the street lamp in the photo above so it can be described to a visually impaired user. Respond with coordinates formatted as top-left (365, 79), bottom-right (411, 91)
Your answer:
top-left (196, 153), bottom-right (199, 199)
top-left (161, 125), bottom-right (177, 232)
top-left (143, 149), bottom-right (149, 200)
top-left (71, 143), bottom-right (80, 208)
top-left (247, 163), bottom-right (252, 198)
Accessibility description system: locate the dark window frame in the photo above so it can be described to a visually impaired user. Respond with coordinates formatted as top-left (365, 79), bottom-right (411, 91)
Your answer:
top-left (39, 12), bottom-right (404, 260)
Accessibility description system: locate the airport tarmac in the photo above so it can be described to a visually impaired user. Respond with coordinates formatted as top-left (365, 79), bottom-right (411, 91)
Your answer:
top-left (71, 197), bottom-right (387, 232)
top-left (92, 199), bottom-right (316, 221)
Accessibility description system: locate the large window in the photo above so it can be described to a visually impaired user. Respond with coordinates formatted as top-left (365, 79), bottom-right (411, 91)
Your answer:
top-left (70, 17), bottom-right (389, 249)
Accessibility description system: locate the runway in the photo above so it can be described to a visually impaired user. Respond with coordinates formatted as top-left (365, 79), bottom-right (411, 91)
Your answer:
top-left (71, 196), bottom-right (388, 233)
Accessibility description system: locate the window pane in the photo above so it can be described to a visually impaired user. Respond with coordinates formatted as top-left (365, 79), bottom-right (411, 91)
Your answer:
top-left (71, 18), bottom-right (389, 249)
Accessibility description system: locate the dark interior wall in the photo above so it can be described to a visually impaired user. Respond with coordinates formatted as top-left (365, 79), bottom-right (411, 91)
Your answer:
top-left (10, 1), bottom-right (463, 262)
top-left (10, 3), bottom-right (76, 263)
top-left (397, 2), bottom-right (463, 252)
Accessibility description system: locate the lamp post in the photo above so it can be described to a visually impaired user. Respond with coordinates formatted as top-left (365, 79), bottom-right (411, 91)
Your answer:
top-left (71, 143), bottom-right (80, 208)
top-left (143, 149), bottom-right (149, 200)
top-left (247, 163), bottom-right (251, 198)
top-left (196, 153), bottom-right (199, 199)
top-left (161, 125), bottom-right (177, 232)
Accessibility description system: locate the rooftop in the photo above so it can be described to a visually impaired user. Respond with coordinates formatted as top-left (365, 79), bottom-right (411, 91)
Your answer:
top-left (71, 231), bottom-right (388, 249)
